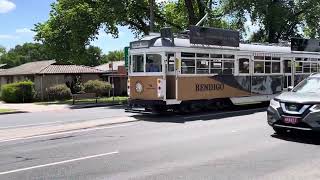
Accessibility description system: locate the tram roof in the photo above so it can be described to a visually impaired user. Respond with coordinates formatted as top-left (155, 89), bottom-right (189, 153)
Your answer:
top-left (148, 37), bottom-right (291, 53)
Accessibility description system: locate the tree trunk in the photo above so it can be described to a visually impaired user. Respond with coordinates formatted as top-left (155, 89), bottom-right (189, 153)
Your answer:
top-left (149, 0), bottom-right (155, 32)
top-left (184, 0), bottom-right (197, 26)
top-left (197, 0), bottom-right (206, 20)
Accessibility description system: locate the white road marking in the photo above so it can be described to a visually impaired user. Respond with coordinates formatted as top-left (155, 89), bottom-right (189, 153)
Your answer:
top-left (0, 123), bottom-right (135, 144)
top-left (183, 108), bottom-right (266, 120)
top-left (0, 151), bottom-right (119, 175)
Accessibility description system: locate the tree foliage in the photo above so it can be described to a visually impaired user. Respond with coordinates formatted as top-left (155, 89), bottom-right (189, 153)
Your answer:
top-left (0, 43), bottom-right (104, 68)
top-left (222, 0), bottom-right (320, 43)
top-left (102, 50), bottom-right (124, 63)
top-left (0, 43), bottom-right (52, 68)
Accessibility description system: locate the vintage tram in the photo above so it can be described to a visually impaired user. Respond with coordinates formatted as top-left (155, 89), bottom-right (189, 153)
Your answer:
top-left (127, 26), bottom-right (320, 112)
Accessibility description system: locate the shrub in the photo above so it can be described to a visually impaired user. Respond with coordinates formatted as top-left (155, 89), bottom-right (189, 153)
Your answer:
top-left (83, 80), bottom-right (111, 97)
top-left (1, 81), bottom-right (35, 103)
top-left (47, 84), bottom-right (72, 101)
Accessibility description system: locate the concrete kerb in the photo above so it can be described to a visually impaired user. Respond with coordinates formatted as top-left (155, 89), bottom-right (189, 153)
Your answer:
top-left (0, 117), bottom-right (139, 142)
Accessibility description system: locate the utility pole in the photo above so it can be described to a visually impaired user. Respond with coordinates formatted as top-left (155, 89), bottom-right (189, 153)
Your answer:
top-left (149, 0), bottom-right (154, 33)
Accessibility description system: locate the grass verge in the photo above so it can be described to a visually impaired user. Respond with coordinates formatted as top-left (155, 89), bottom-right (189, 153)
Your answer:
top-left (37, 96), bottom-right (128, 105)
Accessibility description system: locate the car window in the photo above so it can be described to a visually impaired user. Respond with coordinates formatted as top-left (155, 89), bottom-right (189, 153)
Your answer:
top-left (293, 78), bottom-right (320, 93)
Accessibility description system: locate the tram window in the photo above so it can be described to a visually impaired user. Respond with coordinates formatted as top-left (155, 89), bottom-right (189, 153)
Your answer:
top-left (132, 55), bottom-right (144, 72)
top-left (272, 57), bottom-right (280, 60)
top-left (254, 61), bottom-right (264, 73)
top-left (265, 56), bottom-right (271, 60)
top-left (211, 62), bottom-right (222, 74)
top-left (146, 54), bottom-right (162, 72)
top-left (181, 59), bottom-right (195, 74)
top-left (272, 62), bottom-right (280, 73)
top-left (239, 58), bottom-right (249, 73)
top-left (211, 54), bottom-right (222, 58)
top-left (166, 53), bottom-right (175, 72)
top-left (196, 53), bottom-right (209, 58)
top-left (311, 63), bottom-right (318, 72)
top-left (196, 60), bottom-right (209, 74)
top-left (223, 61), bottom-right (234, 74)
top-left (223, 54), bottom-right (235, 59)
top-left (181, 52), bottom-right (195, 57)
top-left (311, 58), bottom-right (318, 61)
top-left (265, 62), bottom-right (271, 73)
top-left (296, 62), bottom-right (303, 73)
top-left (254, 56), bottom-right (264, 60)
top-left (295, 57), bottom-right (302, 61)
top-left (303, 62), bottom-right (311, 73)
top-left (304, 58), bottom-right (309, 61)
top-left (284, 60), bottom-right (292, 73)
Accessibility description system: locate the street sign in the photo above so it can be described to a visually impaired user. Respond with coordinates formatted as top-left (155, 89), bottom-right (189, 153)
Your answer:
top-left (124, 46), bottom-right (129, 69)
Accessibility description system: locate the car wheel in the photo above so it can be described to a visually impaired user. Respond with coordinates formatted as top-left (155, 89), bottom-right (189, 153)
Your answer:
top-left (273, 127), bottom-right (288, 135)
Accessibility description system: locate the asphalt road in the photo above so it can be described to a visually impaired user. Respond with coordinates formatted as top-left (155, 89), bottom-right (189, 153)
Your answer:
top-left (1, 106), bottom-right (320, 179)
top-left (0, 106), bottom-right (132, 129)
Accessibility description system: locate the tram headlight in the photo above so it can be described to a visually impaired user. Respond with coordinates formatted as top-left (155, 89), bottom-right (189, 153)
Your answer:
top-left (135, 82), bottom-right (143, 93)
top-left (270, 99), bottom-right (280, 109)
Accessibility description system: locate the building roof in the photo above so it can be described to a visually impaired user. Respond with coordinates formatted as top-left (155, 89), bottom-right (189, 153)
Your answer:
top-left (0, 60), bottom-right (103, 76)
top-left (0, 60), bottom-right (56, 76)
top-left (41, 65), bottom-right (103, 74)
top-left (95, 61), bottom-right (125, 72)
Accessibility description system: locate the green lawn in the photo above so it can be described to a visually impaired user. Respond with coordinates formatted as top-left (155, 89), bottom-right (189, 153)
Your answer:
top-left (0, 109), bottom-right (15, 113)
top-left (37, 96), bottom-right (128, 105)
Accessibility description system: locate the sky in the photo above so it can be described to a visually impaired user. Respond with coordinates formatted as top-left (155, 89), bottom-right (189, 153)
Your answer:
top-left (0, 0), bottom-right (135, 54)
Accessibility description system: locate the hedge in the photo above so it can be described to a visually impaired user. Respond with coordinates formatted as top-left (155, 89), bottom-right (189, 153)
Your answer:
top-left (47, 84), bottom-right (72, 101)
top-left (1, 81), bottom-right (35, 103)
top-left (83, 80), bottom-right (111, 97)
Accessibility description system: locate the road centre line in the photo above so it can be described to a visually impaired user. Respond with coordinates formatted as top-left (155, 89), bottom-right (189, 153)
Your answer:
top-left (0, 123), bottom-right (135, 144)
top-left (183, 107), bottom-right (266, 120)
top-left (0, 151), bottom-right (119, 176)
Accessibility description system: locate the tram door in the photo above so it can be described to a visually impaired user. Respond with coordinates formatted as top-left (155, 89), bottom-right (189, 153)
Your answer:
top-left (283, 58), bottom-right (294, 88)
top-left (165, 53), bottom-right (176, 99)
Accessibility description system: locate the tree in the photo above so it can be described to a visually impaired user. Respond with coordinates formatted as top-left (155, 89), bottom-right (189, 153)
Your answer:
top-left (0, 43), bottom-right (52, 68)
top-left (83, 46), bottom-right (104, 66)
top-left (34, 0), bottom-right (231, 64)
top-left (222, 0), bottom-right (320, 43)
top-left (102, 50), bottom-right (124, 63)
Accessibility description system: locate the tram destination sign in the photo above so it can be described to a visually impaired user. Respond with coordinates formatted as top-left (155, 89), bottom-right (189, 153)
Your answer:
top-left (291, 38), bottom-right (320, 52)
top-left (130, 40), bottom-right (150, 49)
top-left (189, 26), bottom-right (239, 47)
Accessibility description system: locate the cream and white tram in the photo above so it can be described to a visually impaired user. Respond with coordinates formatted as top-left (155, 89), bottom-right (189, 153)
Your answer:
top-left (127, 27), bottom-right (320, 112)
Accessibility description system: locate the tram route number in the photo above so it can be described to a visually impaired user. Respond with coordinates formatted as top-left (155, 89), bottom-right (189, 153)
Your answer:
top-left (195, 83), bottom-right (224, 92)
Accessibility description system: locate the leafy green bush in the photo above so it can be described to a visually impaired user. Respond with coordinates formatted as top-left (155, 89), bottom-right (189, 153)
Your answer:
top-left (1, 81), bottom-right (35, 103)
top-left (83, 80), bottom-right (111, 97)
top-left (47, 84), bottom-right (72, 101)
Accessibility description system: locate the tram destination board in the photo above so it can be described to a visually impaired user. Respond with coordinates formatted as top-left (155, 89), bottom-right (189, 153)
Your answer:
top-left (189, 26), bottom-right (239, 47)
top-left (291, 38), bottom-right (320, 52)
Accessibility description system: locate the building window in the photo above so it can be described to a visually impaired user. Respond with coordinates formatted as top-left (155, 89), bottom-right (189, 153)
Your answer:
top-left (132, 55), bottom-right (144, 72)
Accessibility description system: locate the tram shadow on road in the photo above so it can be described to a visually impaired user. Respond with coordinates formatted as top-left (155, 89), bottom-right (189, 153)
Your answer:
top-left (130, 105), bottom-right (267, 123)
top-left (271, 132), bottom-right (320, 145)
